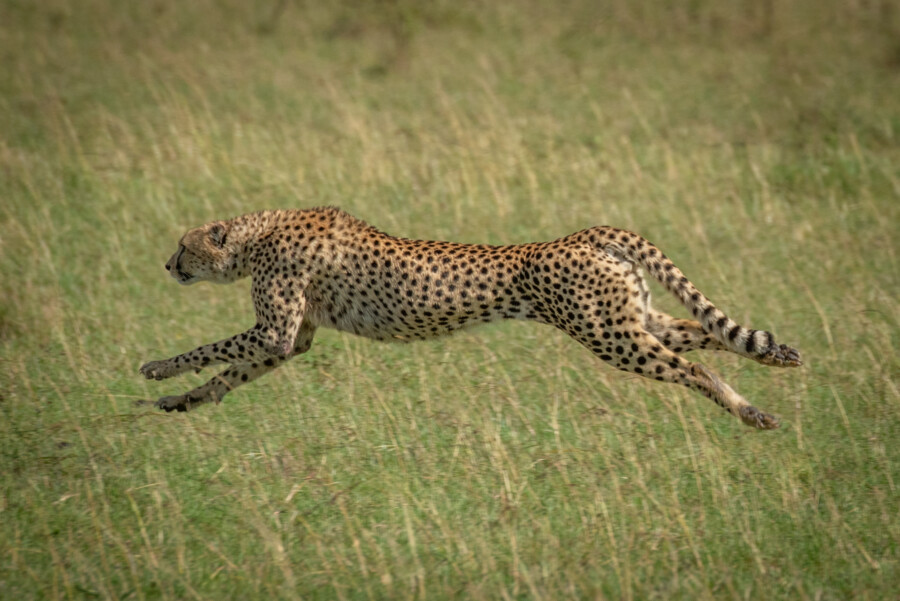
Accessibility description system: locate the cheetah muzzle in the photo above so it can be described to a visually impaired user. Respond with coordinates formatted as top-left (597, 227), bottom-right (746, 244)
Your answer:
top-left (140, 207), bottom-right (802, 429)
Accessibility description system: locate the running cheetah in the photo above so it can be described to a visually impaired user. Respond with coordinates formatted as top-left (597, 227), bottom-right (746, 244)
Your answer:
top-left (140, 207), bottom-right (801, 429)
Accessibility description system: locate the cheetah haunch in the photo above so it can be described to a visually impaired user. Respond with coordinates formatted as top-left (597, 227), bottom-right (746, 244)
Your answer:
top-left (141, 207), bottom-right (801, 429)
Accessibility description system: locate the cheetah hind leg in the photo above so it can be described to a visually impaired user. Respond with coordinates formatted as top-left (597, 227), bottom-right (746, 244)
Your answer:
top-left (645, 310), bottom-right (727, 354)
top-left (690, 363), bottom-right (779, 429)
top-left (645, 311), bottom-right (801, 368)
top-left (578, 325), bottom-right (780, 429)
top-left (647, 350), bottom-right (779, 430)
top-left (636, 342), bottom-right (780, 430)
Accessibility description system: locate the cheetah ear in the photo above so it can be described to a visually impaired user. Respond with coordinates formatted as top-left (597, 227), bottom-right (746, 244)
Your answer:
top-left (209, 222), bottom-right (228, 248)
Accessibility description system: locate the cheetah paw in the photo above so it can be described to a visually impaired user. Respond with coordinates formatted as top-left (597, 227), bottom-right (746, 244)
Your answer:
top-left (154, 395), bottom-right (193, 412)
top-left (140, 360), bottom-right (185, 380)
top-left (757, 344), bottom-right (802, 368)
top-left (739, 405), bottom-right (780, 430)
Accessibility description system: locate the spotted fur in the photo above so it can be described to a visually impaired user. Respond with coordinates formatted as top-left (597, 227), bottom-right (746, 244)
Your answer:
top-left (140, 207), bottom-right (801, 429)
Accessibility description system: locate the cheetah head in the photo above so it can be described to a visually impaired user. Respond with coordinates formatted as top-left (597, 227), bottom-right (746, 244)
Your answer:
top-left (165, 221), bottom-right (239, 285)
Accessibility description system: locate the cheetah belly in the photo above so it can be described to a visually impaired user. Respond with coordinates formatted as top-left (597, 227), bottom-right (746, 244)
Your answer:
top-left (304, 269), bottom-right (529, 342)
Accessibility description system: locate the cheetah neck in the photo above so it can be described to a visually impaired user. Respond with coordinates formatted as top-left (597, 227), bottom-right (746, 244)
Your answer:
top-left (221, 212), bottom-right (284, 279)
top-left (228, 211), bottom-right (279, 242)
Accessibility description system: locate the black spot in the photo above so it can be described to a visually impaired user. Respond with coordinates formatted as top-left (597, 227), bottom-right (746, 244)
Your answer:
top-left (745, 330), bottom-right (757, 353)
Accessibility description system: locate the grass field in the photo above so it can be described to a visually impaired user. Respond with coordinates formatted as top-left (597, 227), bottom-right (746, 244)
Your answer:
top-left (2, 0), bottom-right (899, 598)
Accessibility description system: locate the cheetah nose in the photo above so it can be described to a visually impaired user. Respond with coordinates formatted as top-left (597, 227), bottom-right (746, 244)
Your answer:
top-left (165, 262), bottom-right (171, 271)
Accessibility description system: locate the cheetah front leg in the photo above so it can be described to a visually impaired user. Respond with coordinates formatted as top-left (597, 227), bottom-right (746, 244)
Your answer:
top-left (139, 323), bottom-right (298, 381)
top-left (140, 291), bottom-right (307, 380)
top-left (151, 322), bottom-right (317, 411)
top-left (154, 360), bottom-right (286, 411)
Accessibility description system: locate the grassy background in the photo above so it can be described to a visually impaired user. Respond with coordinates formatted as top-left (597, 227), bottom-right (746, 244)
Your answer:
top-left (1, 0), bottom-right (898, 598)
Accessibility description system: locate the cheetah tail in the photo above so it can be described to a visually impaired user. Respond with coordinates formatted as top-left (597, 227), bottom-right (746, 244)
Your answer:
top-left (594, 227), bottom-right (802, 367)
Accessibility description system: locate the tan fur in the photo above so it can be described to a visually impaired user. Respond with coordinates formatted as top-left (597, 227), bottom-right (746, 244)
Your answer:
top-left (141, 207), bottom-right (801, 429)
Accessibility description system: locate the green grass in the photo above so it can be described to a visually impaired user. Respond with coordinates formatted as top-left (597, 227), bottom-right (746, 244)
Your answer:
top-left (2, 0), bottom-right (899, 598)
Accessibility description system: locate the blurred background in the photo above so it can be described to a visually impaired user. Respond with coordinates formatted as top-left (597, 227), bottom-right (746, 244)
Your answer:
top-left (1, 1), bottom-right (898, 599)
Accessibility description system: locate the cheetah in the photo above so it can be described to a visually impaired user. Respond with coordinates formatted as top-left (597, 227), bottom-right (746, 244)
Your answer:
top-left (140, 207), bottom-right (801, 429)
